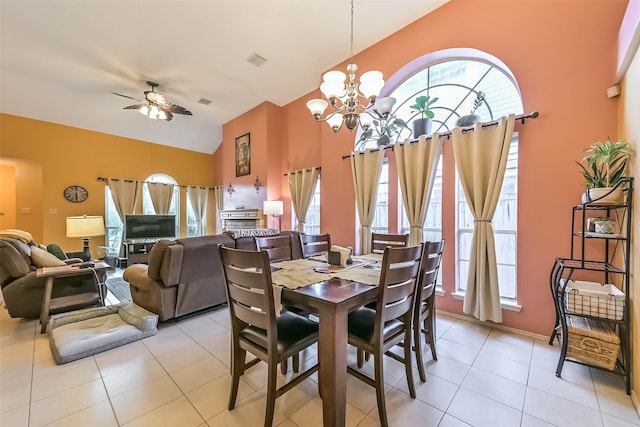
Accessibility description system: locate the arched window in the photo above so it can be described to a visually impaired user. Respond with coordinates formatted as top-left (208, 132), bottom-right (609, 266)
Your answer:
top-left (142, 173), bottom-right (180, 237)
top-left (360, 49), bottom-right (523, 302)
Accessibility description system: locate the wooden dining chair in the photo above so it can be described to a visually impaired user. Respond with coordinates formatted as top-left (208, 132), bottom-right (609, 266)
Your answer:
top-left (347, 244), bottom-right (423, 427)
top-left (413, 239), bottom-right (445, 383)
top-left (371, 232), bottom-right (409, 254)
top-left (219, 245), bottom-right (319, 427)
top-left (255, 235), bottom-right (293, 262)
top-left (255, 234), bottom-right (309, 374)
top-left (299, 233), bottom-right (331, 258)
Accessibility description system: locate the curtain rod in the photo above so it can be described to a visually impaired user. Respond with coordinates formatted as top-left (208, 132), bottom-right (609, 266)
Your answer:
top-left (283, 166), bottom-right (322, 176)
top-left (97, 177), bottom-right (214, 191)
top-left (340, 111), bottom-right (539, 160)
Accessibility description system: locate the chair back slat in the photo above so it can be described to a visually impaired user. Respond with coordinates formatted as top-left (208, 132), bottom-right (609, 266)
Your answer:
top-left (417, 240), bottom-right (445, 302)
top-left (255, 235), bottom-right (293, 262)
top-left (371, 233), bottom-right (409, 254)
top-left (376, 245), bottom-right (423, 323)
top-left (300, 233), bottom-right (332, 258)
top-left (220, 245), bottom-right (275, 330)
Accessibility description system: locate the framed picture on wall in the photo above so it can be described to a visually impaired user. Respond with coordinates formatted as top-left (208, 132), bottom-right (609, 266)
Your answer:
top-left (235, 133), bottom-right (251, 177)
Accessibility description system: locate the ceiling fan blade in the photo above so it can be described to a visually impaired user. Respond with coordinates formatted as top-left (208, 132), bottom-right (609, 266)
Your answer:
top-left (165, 103), bottom-right (192, 115)
top-left (162, 109), bottom-right (173, 122)
top-left (111, 92), bottom-right (141, 101)
top-left (123, 104), bottom-right (145, 110)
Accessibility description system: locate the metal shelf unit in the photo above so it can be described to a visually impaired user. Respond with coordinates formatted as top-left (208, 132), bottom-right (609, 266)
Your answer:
top-left (549, 177), bottom-right (633, 395)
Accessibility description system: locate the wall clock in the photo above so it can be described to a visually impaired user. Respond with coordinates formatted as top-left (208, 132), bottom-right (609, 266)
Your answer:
top-left (63, 185), bottom-right (88, 203)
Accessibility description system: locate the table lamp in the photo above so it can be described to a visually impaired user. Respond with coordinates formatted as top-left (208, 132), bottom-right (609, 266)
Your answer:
top-left (263, 200), bottom-right (284, 232)
top-left (66, 215), bottom-right (105, 261)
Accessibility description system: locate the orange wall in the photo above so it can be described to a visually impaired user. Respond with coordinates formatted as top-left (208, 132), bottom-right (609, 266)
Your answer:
top-left (217, 0), bottom-right (628, 336)
top-left (0, 114), bottom-right (218, 253)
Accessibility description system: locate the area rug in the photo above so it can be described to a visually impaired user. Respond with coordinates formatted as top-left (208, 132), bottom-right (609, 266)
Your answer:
top-left (105, 277), bottom-right (133, 303)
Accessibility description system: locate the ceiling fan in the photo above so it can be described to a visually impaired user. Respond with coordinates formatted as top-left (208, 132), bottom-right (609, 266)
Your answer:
top-left (112, 81), bottom-right (192, 121)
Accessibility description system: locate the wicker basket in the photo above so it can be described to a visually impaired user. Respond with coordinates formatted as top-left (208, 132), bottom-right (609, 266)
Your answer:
top-left (565, 315), bottom-right (620, 370)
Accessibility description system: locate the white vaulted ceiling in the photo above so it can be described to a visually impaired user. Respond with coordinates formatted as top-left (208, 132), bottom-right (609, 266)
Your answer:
top-left (0, 0), bottom-right (448, 154)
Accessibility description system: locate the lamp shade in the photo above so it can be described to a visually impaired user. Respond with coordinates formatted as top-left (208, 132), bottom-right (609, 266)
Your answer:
top-left (66, 215), bottom-right (105, 238)
top-left (263, 200), bottom-right (284, 216)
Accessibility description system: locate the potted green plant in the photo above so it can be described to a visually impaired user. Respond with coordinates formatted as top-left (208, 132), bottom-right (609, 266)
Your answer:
top-left (410, 95), bottom-right (439, 137)
top-left (455, 91), bottom-right (485, 127)
top-left (576, 138), bottom-right (633, 204)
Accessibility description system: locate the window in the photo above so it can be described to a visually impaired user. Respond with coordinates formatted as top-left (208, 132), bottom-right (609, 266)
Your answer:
top-left (400, 155), bottom-right (443, 287)
top-left (104, 186), bottom-right (123, 256)
top-left (358, 50), bottom-right (523, 301)
top-left (293, 177), bottom-right (321, 234)
top-left (186, 192), bottom-right (206, 237)
top-left (142, 174), bottom-right (180, 238)
top-left (370, 162), bottom-right (389, 234)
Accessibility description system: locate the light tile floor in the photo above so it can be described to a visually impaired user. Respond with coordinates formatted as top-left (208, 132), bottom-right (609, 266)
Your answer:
top-left (1, 291), bottom-right (638, 426)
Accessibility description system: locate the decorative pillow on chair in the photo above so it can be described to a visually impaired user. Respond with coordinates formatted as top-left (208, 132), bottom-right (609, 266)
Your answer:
top-left (31, 246), bottom-right (66, 267)
top-left (47, 243), bottom-right (68, 260)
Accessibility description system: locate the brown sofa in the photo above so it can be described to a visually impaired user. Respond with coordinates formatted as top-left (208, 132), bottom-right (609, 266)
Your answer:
top-left (0, 237), bottom-right (106, 318)
top-left (122, 231), bottom-right (303, 321)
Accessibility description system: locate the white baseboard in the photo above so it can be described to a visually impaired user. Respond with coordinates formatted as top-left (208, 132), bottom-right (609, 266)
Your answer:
top-left (436, 309), bottom-right (554, 342)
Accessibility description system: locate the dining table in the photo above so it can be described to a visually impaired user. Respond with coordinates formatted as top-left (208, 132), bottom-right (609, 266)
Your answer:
top-left (272, 255), bottom-right (382, 427)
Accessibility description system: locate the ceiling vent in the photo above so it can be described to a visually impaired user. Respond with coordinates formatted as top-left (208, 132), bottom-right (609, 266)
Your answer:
top-left (198, 98), bottom-right (212, 106)
top-left (247, 53), bottom-right (267, 67)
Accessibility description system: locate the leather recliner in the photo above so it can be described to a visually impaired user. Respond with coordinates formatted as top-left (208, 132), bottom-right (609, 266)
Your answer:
top-left (0, 237), bottom-right (106, 318)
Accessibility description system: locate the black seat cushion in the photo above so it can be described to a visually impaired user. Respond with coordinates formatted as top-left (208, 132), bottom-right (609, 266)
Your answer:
top-left (348, 307), bottom-right (404, 344)
top-left (240, 311), bottom-right (318, 354)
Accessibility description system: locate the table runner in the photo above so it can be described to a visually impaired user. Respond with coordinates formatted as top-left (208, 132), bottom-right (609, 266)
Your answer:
top-left (271, 258), bottom-right (328, 270)
top-left (331, 266), bottom-right (381, 286)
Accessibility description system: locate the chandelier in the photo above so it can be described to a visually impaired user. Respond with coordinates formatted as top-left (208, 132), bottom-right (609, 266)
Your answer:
top-left (306, 0), bottom-right (386, 133)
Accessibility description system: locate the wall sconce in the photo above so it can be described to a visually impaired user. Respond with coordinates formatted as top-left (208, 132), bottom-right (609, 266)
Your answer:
top-left (227, 182), bottom-right (235, 197)
top-left (254, 176), bottom-right (262, 193)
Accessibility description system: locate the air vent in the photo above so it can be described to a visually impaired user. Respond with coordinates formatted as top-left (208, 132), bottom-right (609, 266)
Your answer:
top-left (247, 53), bottom-right (267, 67)
top-left (198, 98), bottom-right (212, 106)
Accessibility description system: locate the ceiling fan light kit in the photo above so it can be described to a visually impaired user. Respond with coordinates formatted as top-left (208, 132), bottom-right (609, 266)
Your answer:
top-left (113, 81), bottom-right (193, 122)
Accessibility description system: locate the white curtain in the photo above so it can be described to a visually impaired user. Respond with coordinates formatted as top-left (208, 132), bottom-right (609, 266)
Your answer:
top-left (147, 182), bottom-right (174, 215)
top-left (187, 186), bottom-right (209, 236)
top-left (288, 168), bottom-right (320, 232)
top-left (213, 185), bottom-right (225, 233)
top-left (350, 149), bottom-right (384, 254)
top-left (452, 114), bottom-right (516, 323)
top-left (107, 179), bottom-right (139, 257)
top-left (396, 133), bottom-right (443, 246)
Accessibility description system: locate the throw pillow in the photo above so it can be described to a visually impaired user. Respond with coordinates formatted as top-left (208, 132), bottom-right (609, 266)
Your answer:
top-left (47, 243), bottom-right (68, 260)
top-left (31, 246), bottom-right (66, 267)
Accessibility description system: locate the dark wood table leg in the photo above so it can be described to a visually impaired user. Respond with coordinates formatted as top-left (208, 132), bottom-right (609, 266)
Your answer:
top-left (40, 276), bottom-right (54, 334)
top-left (318, 304), bottom-right (348, 427)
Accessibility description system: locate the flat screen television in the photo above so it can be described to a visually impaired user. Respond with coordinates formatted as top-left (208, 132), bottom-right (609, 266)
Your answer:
top-left (124, 215), bottom-right (176, 240)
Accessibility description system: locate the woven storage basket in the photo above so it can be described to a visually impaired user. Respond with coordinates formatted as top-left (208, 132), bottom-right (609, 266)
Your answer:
top-left (565, 315), bottom-right (620, 370)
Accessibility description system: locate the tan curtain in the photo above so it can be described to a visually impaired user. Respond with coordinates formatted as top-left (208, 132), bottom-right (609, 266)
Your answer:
top-left (108, 179), bottom-right (139, 257)
top-left (288, 168), bottom-right (320, 232)
top-left (350, 149), bottom-right (384, 254)
top-left (396, 133), bottom-right (443, 246)
top-left (452, 114), bottom-right (516, 323)
top-left (147, 182), bottom-right (174, 215)
top-left (213, 185), bottom-right (224, 233)
top-left (187, 186), bottom-right (209, 236)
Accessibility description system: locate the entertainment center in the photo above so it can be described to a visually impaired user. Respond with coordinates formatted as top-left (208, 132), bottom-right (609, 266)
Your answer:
top-left (122, 215), bottom-right (176, 265)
